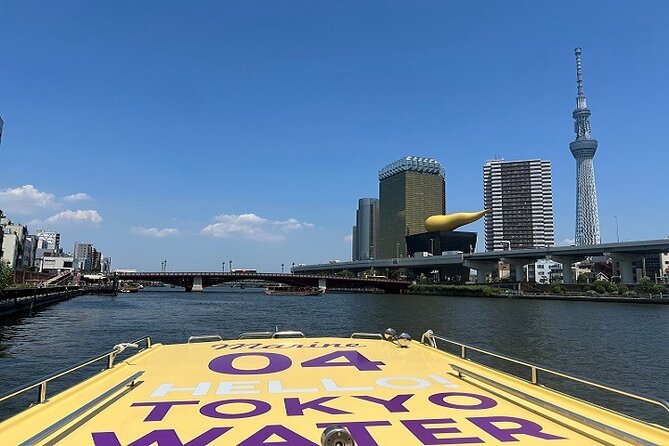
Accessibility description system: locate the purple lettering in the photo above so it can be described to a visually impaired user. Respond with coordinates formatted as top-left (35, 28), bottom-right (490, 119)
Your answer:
top-left (316, 421), bottom-right (391, 446)
top-left (285, 396), bottom-right (351, 416)
top-left (468, 416), bottom-right (565, 442)
top-left (209, 352), bottom-right (291, 375)
top-left (92, 428), bottom-right (230, 446)
top-left (353, 394), bottom-right (413, 412)
top-left (301, 351), bottom-right (385, 371)
top-left (200, 399), bottom-right (271, 419)
top-left (237, 425), bottom-right (318, 446)
top-left (429, 392), bottom-right (497, 410)
top-left (131, 401), bottom-right (199, 422)
top-left (402, 418), bottom-right (483, 445)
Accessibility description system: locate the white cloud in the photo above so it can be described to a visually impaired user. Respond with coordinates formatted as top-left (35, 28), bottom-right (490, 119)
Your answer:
top-left (343, 234), bottom-right (353, 243)
top-left (0, 185), bottom-right (60, 215)
top-left (201, 213), bottom-right (314, 242)
top-left (64, 192), bottom-right (92, 202)
top-left (43, 209), bottom-right (103, 225)
top-left (559, 238), bottom-right (576, 246)
top-left (130, 226), bottom-right (180, 238)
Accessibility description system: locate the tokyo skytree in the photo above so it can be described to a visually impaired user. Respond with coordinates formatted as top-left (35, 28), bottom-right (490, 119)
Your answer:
top-left (569, 48), bottom-right (601, 245)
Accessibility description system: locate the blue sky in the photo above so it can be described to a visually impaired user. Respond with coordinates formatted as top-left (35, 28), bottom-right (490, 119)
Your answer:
top-left (1, 1), bottom-right (668, 271)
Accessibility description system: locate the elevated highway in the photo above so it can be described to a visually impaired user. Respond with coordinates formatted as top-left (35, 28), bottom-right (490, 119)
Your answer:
top-left (115, 271), bottom-right (412, 293)
top-left (293, 239), bottom-right (669, 284)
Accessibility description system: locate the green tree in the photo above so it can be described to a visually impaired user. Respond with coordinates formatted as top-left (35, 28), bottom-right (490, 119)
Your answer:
top-left (637, 277), bottom-right (654, 294)
top-left (0, 262), bottom-right (14, 291)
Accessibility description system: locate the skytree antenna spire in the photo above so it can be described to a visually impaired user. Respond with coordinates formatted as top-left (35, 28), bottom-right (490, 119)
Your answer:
top-left (569, 47), bottom-right (600, 245)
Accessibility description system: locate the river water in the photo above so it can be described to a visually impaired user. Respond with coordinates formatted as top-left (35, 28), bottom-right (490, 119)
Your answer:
top-left (1, 287), bottom-right (668, 426)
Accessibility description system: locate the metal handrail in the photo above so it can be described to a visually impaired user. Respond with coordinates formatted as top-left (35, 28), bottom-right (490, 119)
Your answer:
top-left (351, 332), bottom-right (383, 339)
top-left (272, 330), bottom-right (305, 339)
top-left (188, 335), bottom-right (222, 343)
top-left (0, 336), bottom-right (151, 406)
top-left (421, 331), bottom-right (669, 418)
top-left (237, 331), bottom-right (275, 339)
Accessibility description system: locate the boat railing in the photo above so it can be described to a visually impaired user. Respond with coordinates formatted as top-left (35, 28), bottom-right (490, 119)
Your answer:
top-left (420, 330), bottom-right (669, 419)
top-left (188, 335), bottom-right (222, 343)
top-left (237, 330), bottom-right (306, 339)
top-left (0, 336), bottom-right (151, 406)
top-left (351, 332), bottom-right (384, 339)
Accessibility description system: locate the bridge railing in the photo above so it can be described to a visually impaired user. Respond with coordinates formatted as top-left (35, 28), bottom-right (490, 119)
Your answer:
top-left (114, 272), bottom-right (410, 283)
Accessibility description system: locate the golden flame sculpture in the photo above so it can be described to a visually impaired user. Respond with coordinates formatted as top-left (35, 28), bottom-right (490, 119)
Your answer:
top-left (424, 210), bottom-right (488, 232)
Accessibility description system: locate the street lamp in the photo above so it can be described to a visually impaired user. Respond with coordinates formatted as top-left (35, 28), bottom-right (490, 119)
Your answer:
top-left (500, 240), bottom-right (511, 251)
top-left (396, 242), bottom-right (400, 259)
top-left (614, 216), bottom-right (620, 242)
top-left (281, 263), bottom-right (284, 273)
top-left (430, 238), bottom-right (435, 256)
top-left (291, 262), bottom-right (295, 274)
top-left (229, 260), bottom-right (232, 273)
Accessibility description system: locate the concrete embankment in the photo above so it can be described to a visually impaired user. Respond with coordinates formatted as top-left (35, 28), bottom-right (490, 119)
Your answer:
top-left (405, 287), bottom-right (669, 304)
top-left (513, 293), bottom-right (669, 304)
top-left (0, 286), bottom-right (87, 318)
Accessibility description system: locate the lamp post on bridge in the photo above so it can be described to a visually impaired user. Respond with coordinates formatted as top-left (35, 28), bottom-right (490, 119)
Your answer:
top-left (291, 262), bottom-right (295, 274)
top-left (281, 263), bottom-right (284, 273)
top-left (229, 260), bottom-right (232, 273)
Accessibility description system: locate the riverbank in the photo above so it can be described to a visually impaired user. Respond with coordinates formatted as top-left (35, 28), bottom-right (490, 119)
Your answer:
top-left (406, 284), bottom-right (669, 304)
top-left (0, 286), bottom-right (86, 318)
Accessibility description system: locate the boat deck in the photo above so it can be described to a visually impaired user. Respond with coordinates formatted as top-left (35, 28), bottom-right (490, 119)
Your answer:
top-left (0, 335), bottom-right (667, 445)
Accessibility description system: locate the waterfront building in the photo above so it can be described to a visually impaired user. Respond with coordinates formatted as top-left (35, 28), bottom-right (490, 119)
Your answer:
top-left (570, 48), bottom-right (601, 245)
top-left (22, 235), bottom-right (37, 270)
top-left (352, 198), bottom-right (379, 261)
top-left (1, 233), bottom-right (20, 268)
top-left (613, 253), bottom-right (669, 283)
top-left (73, 242), bottom-right (94, 272)
top-left (483, 159), bottom-right (554, 251)
top-left (378, 156), bottom-right (446, 259)
top-left (91, 248), bottom-right (102, 271)
top-left (526, 259), bottom-right (563, 284)
top-left (41, 255), bottom-right (74, 273)
top-left (36, 230), bottom-right (61, 251)
top-left (1, 218), bottom-right (28, 268)
top-left (101, 256), bottom-right (112, 273)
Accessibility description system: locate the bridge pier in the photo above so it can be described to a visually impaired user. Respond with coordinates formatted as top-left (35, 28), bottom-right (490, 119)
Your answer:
top-left (464, 260), bottom-right (498, 284)
top-left (549, 256), bottom-right (582, 284)
top-left (609, 254), bottom-right (638, 284)
top-left (188, 276), bottom-right (204, 292)
top-left (502, 258), bottom-right (534, 282)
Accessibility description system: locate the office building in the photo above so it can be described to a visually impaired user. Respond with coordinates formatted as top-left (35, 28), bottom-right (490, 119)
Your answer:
top-left (570, 48), bottom-right (601, 245)
top-left (36, 230), bottom-right (61, 251)
top-left (378, 156), bottom-right (445, 259)
top-left (1, 216), bottom-right (28, 269)
top-left (526, 259), bottom-right (563, 284)
top-left (352, 198), bottom-right (379, 261)
top-left (73, 242), bottom-right (94, 272)
top-left (483, 159), bottom-right (554, 251)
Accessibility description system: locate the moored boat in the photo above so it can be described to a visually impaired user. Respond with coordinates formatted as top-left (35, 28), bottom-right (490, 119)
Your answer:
top-left (0, 329), bottom-right (667, 445)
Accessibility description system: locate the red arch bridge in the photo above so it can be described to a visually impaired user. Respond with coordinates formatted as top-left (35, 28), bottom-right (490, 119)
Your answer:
top-left (114, 272), bottom-right (412, 293)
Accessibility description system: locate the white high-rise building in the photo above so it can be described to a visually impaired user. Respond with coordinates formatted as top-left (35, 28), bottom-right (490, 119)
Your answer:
top-left (483, 159), bottom-right (554, 251)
